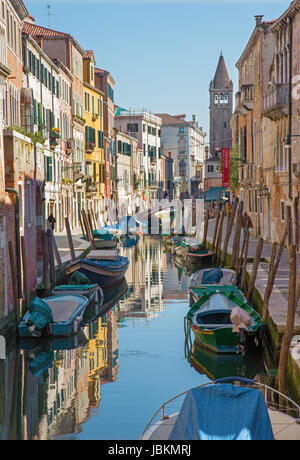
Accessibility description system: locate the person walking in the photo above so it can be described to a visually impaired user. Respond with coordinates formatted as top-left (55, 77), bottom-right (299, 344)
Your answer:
top-left (48, 213), bottom-right (56, 232)
top-left (226, 201), bottom-right (232, 219)
top-left (241, 211), bottom-right (252, 235)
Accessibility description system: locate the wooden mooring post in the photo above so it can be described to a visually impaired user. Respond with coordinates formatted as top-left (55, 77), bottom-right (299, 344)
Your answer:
top-left (47, 224), bottom-right (65, 283)
top-left (82, 209), bottom-right (96, 250)
top-left (278, 245), bottom-right (297, 395)
top-left (247, 237), bottom-right (264, 303)
top-left (240, 228), bottom-right (250, 291)
top-left (215, 211), bottom-right (225, 267)
top-left (65, 217), bottom-right (76, 262)
top-left (212, 208), bottom-right (220, 252)
top-left (235, 221), bottom-right (249, 285)
top-left (42, 230), bottom-right (51, 294)
top-left (202, 210), bottom-right (210, 247)
top-left (79, 211), bottom-right (86, 239)
top-left (221, 197), bottom-right (239, 267)
top-left (47, 229), bottom-right (56, 287)
top-left (231, 201), bottom-right (244, 269)
top-left (262, 225), bottom-right (287, 324)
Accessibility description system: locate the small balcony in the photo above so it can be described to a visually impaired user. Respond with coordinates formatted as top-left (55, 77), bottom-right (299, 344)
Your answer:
top-left (85, 143), bottom-right (96, 153)
top-left (234, 91), bottom-right (247, 115)
top-left (263, 83), bottom-right (288, 120)
top-left (241, 84), bottom-right (254, 110)
top-left (240, 164), bottom-right (256, 184)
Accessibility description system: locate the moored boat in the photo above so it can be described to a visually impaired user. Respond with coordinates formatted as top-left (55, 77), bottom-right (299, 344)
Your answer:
top-left (53, 283), bottom-right (103, 305)
top-left (186, 287), bottom-right (262, 355)
top-left (189, 268), bottom-right (236, 290)
top-left (141, 377), bottom-right (300, 440)
top-left (189, 284), bottom-right (245, 306)
top-left (184, 248), bottom-right (214, 264)
top-left (65, 256), bottom-right (129, 287)
top-left (18, 295), bottom-right (89, 338)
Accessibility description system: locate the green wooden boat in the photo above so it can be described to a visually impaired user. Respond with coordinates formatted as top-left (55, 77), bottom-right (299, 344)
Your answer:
top-left (189, 285), bottom-right (245, 306)
top-left (186, 287), bottom-right (263, 355)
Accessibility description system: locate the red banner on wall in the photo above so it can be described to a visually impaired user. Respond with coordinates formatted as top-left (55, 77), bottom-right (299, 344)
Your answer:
top-left (221, 148), bottom-right (230, 188)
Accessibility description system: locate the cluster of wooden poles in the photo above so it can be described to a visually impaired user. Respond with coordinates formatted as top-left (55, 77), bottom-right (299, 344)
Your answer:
top-left (7, 207), bottom-right (99, 326)
top-left (201, 197), bottom-right (300, 394)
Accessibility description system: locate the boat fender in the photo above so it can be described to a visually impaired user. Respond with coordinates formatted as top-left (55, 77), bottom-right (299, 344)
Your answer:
top-left (73, 317), bottom-right (82, 334)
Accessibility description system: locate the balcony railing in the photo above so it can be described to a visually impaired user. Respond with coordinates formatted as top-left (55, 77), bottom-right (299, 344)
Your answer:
top-left (240, 164), bottom-right (256, 183)
top-left (241, 84), bottom-right (254, 103)
top-left (263, 83), bottom-right (288, 119)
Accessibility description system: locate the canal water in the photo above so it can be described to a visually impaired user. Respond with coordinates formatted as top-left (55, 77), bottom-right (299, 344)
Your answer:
top-left (0, 236), bottom-right (267, 440)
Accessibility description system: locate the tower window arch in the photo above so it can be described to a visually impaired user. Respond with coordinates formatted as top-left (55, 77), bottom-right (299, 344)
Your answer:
top-left (179, 160), bottom-right (186, 177)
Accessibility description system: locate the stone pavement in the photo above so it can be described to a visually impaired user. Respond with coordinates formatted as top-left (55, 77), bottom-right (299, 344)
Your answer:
top-left (54, 227), bottom-right (90, 265)
top-left (207, 216), bottom-right (300, 335)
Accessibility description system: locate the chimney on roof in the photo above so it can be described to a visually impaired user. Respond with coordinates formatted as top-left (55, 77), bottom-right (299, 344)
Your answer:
top-left (192, 115), bottom-right (196, 125)
top-left (255, 15), bottom-right (264, 26)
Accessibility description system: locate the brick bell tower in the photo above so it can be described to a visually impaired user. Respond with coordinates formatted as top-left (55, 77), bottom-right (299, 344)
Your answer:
top-left (209, 52), bottom-right (233, 158)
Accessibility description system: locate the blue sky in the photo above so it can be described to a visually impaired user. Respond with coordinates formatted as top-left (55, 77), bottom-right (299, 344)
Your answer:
top-left (26, 0), bottom-right (289, 134)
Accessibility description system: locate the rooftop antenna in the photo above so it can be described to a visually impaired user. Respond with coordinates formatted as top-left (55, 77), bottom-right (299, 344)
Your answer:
top-left (47, 4), bottom-right (52, 28)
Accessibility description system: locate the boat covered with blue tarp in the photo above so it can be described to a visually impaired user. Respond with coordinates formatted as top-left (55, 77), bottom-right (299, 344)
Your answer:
top-left (168, 384), bottom-right (274, 440)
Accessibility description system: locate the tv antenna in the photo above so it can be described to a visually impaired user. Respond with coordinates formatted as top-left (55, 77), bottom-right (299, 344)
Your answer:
top-left (47, 4), bottom-right (52, 28)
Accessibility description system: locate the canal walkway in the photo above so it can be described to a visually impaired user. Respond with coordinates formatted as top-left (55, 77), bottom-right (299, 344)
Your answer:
top-left (54, 227), bottom-right (90, 265)
top-left (206, 216), bottom-right (300, 335)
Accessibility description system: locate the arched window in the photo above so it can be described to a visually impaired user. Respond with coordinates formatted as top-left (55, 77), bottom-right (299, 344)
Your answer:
top-left (179, 160), bottom-right (186, 177)
top-left (179, 137), bottom-right (186, 155)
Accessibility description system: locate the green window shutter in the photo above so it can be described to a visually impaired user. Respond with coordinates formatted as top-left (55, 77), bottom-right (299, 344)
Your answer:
top-left (50, 112), bottom-right (55, 130)
top-left (33, 100), bottom-right (38, 125)
top-left (38, 103), bottom-right (43, 127)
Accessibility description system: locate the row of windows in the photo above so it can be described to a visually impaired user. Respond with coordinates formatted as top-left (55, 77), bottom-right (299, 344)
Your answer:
top-left (6, 7), bottom-right (21, 58)
top-left (117, 140), bottom-right (132, 156)
top-left (85, 126), bottom-right (104, 149)
top-left (142, 124), bottom-right (161, 137)
top-left (28, 50), bottom-right (60, 96)
top-left (86, 162), bottom-right (105, 184)
top-left (84, 92), bottom-right (103, 117)
top-left (214, 94), bottom-right (229, 105)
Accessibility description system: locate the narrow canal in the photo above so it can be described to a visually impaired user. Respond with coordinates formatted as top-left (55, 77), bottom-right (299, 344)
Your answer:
top-left (0, 236), bottom-right (268, 440)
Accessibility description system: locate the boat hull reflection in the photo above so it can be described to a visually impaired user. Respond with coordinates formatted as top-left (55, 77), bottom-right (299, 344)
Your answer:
top-left (189, 341), bottom-right (264, 381)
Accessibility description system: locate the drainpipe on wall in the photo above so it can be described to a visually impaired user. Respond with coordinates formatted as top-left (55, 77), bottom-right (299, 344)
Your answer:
top-left (5, 189), bottom-right (22, 300)
top-left (288, 16), bottom-right (293, 201)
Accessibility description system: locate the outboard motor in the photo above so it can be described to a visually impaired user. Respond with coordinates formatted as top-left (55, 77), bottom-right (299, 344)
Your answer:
top-left (230, 307), bottom-right (252, 356)
top-left (25, 297), bottom-right (54, 337)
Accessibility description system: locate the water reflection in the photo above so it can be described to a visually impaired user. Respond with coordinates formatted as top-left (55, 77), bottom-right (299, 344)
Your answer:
top-left (187, 340), bottom-right (264, 381)
top-left (0, 236), bottom-right (270, 440)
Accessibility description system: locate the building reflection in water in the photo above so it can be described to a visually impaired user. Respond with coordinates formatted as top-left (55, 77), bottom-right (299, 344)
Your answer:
top-left (0, 236), bottom-right (188, 440)
top-left (0, 306), bottom-right (121, 440)
top-left (118, 236), bottom-right (190, 326)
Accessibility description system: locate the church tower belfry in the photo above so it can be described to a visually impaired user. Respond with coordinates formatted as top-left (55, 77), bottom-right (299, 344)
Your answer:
top-left (209, 53), bottom-right (233, 157)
